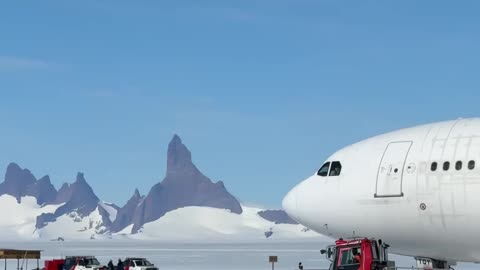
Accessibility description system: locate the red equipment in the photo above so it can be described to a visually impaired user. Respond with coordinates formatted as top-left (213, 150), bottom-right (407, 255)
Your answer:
top-left (45, 259), bottom-right (66, 270)
top-left (321, 238), bottom-right (392, 270)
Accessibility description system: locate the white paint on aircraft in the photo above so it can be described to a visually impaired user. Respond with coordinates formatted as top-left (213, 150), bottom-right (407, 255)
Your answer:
top-left (283, 118), bottom-right (480, 264)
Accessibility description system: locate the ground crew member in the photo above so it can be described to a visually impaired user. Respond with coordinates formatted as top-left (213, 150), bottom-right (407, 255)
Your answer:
top-left (353, 249), bottom-right (361, 264)
top-left (108, 260), bottom-right (114, 270)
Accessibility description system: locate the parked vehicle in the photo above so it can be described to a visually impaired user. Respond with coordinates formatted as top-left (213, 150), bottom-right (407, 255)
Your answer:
top-left (62, 256), bottom-right (105, 270)
top-left (123, 258), bottom-right (157, 270)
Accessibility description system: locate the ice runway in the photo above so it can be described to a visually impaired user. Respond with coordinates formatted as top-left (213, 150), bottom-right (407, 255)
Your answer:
top-left (0, 240), bottom-right (332, 270)
top-left (1, 240), bottom-right (473, 270)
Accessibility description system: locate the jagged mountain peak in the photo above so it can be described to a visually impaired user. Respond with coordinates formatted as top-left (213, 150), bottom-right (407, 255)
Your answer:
top-left (167, 134), bottom-right (194, 174)
top-left (110, 188), bottom-right (144, 232)
top-left (6, 162), bottom-right (23, 174)
top-left (128, 135), bottom-right (243, 233)
top-left (4, 162), bottom-right (36, 185)
top-left (1, 163), bottom-right (55, 204)
top-left (75, 172), bottom-right (86, 183)
top-left (58, 172), bottom-right (98, 202)
top-left (133, 188), bottom-right (142, 199)
top-left (38, 175), bottom-right (51, 184)
top-left (37, 172), bottom-right (101, 229)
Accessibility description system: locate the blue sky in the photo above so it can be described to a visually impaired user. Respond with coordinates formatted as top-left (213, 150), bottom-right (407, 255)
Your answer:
top-left (1, 1), bottom-right (480, 207)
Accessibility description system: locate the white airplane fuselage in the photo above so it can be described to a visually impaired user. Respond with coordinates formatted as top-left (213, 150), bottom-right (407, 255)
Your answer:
top-left (283, 118), bottom-right (480, 264)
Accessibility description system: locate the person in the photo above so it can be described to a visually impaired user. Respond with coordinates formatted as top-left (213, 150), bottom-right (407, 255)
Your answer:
top-left (298, 262), bottom-right (304, 270)
top-left (353, 249), bottom-right (361, 264)
top-left (108, 260), bottom-right (114, 270)
top-left (117, 259), bottom-right (124, 270)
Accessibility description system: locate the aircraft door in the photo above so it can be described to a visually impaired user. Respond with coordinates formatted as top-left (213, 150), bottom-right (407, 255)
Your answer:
top-left (375, 141), bottom-right (412, 198)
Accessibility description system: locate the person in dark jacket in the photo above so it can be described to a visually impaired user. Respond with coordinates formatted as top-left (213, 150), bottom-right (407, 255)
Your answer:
top-left (107, 260), bottom-right (114, 270)
top-left (299, 262), bottom-right (304, 270)
top-left (116, 259), bottom-right (124, 270)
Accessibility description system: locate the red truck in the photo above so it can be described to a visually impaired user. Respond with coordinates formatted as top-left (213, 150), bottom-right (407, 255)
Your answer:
top-left (321, 238), bottom-right (393, 270)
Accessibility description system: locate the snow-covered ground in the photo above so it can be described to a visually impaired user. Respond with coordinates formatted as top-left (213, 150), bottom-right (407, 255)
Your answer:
top-left (3, 241), bottom-right (479, 270)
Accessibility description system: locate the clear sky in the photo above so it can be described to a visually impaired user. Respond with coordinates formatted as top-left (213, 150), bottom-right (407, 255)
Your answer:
top-left (1, 1), bottom-right (480, 208)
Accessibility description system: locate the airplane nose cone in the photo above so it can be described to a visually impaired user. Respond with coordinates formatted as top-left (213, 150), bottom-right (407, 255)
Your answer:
top-left (282, 187), bottom-right (298, 221)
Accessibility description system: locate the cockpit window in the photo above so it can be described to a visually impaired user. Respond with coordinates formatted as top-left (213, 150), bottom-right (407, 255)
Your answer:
top-left (317, 162), bottom-right (330, 177)
top-left (329, 161), bottom-right (342, 176)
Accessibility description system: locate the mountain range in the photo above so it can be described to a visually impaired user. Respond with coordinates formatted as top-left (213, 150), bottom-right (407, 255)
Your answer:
top-left (0, 135), bottom-right (315, 241)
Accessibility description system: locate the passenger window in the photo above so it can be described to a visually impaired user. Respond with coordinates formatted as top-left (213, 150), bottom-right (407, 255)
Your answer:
top-left (431, 162), bottom-right (437, 171)
top-left (329, 161), bottom-right (342, 176)
top-left (317, 162), bottom-right (330, 177)
top-left (468, 160), bottom-right (475, 170)
top-left (455, 161), bottom-right (462, 170)
top-left (443, 162), bottom-right (450, 171)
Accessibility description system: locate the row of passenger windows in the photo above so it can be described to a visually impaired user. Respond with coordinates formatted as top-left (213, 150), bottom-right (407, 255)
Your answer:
top-left (316, 160), bottom-right (475, 176)
top-left (317, 161), bottom-right (342, 177)
top-left (430, 160), bottom-right (475, 172)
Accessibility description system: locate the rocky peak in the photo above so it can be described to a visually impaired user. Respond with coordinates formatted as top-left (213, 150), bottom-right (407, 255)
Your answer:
top-left (167, 134), bottom-right (195, 175)
top-left (132, 188), bottom-right (142, 200)
top-left (76, 172), bottom-right (86, 183)
top-left (37, 175), bottom-right (52, 185)
top-left (56, 172), bottom-right (98, 203)
top-left (37, 172), bottom-right (100, 229)
top-left (0, 163), bottom-right (55, 204)
top-left (128, 135), bottom-right (243, 233)
top-left (26, 175), bottom-right (57, 205)
top-left (258, 210), bottom-right (298, 225)
top-left (110, 188), bottom-right (144, 232)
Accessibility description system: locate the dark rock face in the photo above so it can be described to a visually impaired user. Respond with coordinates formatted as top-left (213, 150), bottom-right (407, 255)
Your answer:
top-left (0, 163), bottom-right (57, 204)
top-left (110, 189), bottom-right (143, 232)
top-left (258, 210), bottom-right (298, 225)
top-left (57, 173), bottom-right (99, 215)
top-left (25, 176), bottom-right (58, 205)
top-left (36, 173), bottom-right (100, 229)
top-left (97, 205), bottom-right (113, 230)
top-left (128, 135), bottom-right (243, 233)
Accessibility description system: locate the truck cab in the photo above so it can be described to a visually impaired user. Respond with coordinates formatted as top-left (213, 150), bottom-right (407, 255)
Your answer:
top-left (322, 238), bottom-right (392, 270)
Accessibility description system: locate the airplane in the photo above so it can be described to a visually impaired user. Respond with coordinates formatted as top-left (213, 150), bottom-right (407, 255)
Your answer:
top-left (282, 118), bottom-right (480, 267)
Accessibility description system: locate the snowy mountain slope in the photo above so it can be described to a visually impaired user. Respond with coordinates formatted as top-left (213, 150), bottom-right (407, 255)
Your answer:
top-left (36, 206), bottom-right (112, 240)
top-left (0, 194), bottom-right (319, 241)
top-left (117, 206), bottom-right (321, 242)
top-left (0, 195), bottom-right (63, 239)
top-left (99, 202), bottom-right (118, 223)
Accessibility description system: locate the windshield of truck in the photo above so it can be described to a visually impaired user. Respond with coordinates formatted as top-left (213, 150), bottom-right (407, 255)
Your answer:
top-left (338, 247), bottom-right (361, 266)
top-left (133, 260), bottom-right (152, 266)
